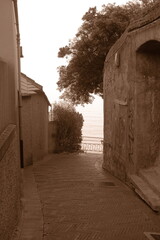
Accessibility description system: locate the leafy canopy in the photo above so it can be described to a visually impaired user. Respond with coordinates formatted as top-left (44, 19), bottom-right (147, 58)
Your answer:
top-left (57, 0), bottom-right (159, 105)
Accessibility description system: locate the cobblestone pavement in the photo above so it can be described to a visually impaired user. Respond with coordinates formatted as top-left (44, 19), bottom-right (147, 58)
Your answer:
top-left (23, 153), bottom-right (160, 240)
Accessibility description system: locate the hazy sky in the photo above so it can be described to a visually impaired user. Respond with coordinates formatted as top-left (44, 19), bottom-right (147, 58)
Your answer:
top-left (18, 0), bottom-right (129, 138)
top-left (18, 0), bottom-right (128, 104)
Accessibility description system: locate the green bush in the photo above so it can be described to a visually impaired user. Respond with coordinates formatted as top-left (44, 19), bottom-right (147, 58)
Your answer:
top-left (51, 102), bottom-right (83, 153)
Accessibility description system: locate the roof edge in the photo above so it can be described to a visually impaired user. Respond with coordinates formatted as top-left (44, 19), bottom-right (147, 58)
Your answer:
top-left (21, 73), bottom-right (43, 90)
top-left (21, 73), bottom-right (51, 106)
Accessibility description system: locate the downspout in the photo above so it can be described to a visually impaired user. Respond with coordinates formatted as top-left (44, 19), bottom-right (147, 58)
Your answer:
top-left (12, 0), bottom-right (24, 168)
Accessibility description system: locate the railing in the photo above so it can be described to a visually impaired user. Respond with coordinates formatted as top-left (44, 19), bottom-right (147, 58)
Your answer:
top-left (81, 136), bottom-right (103, 153)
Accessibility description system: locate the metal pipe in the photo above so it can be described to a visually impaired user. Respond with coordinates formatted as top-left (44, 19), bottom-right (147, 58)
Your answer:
top-left (12, 0), bottom-right (24, 168)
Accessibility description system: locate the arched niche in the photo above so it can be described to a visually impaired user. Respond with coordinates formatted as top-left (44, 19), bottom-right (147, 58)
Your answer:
top-left (136, 40), bottom-right (160, 169)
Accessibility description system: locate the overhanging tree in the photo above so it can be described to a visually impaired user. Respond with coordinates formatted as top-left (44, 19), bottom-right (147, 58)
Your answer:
top-left (57, 0), bottom-right (158, 105)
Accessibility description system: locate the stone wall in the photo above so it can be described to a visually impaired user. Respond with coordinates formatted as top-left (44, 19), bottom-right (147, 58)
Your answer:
top-left (0, 125), bottom-right (21, 240)
top-left (136, 42), bottom-right (160, 170)
top-left (103, 6), bottom-right (160, 180)
top-left (103, 40), bottom-right (132, 180)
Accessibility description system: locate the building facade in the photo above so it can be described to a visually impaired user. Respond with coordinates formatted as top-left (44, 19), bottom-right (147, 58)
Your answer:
top-left (103, 4), bottom-right (160, 210)
top-left (0, 0), bottom-right (22, 239)
top-left (21, 73), bottom-right (51, 166)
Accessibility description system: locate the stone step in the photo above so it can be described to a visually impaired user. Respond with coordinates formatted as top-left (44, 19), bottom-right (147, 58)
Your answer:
top-left (139, 166), bottom-right (160, 197)
top-left (129, 174), bottom-right (160, 212)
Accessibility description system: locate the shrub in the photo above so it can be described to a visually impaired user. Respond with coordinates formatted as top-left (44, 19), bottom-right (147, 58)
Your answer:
top-left (51, 102), bottom-right (83, 152)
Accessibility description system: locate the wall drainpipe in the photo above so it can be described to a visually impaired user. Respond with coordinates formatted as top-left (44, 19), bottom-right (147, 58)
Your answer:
top-left (13, 0), bottom-right (24, 168)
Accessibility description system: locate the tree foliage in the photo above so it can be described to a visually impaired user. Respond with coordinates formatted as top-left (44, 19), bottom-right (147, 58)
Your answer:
top-left (51, 102), bottom-right (83, 152)
top-left (57, 0), bottom-right (159, 105)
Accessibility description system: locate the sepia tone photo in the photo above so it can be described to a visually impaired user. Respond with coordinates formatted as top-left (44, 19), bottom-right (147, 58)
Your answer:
top-left (1, 0), bottom-right (160, 239)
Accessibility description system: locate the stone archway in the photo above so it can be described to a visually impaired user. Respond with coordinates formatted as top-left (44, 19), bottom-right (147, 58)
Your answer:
top-left (136, 40), bottom-right (160, 169)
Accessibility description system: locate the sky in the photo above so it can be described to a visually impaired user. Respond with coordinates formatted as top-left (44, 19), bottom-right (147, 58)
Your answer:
top-left (18, 0), bottom-right (128, 137)
top-left (18, 0), bottom-right (128, 103)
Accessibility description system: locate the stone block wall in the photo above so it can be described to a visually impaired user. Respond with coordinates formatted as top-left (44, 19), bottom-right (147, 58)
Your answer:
top-left (0, 125), bottom-right (21, 240)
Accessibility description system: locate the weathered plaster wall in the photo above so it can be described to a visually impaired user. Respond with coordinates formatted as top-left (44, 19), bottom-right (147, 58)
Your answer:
top-left (22, 94), bottom-right (49, 166)
top-left (103, 7), bottom-right (160, 180)
top-left (103, 38), bottom-right (132, 180)
top-left (22, 96), bottom-right (33, 166)
top-left (0, 0), bottom-right (19, 131)
top-left (0, 61), bottom-right (10, 133)
top-left (136, 41), bottom-right (160, 170)
top-left (31, 94), bottom-right (49, 162)
top-left (0, 125), bottom-right (21, 240)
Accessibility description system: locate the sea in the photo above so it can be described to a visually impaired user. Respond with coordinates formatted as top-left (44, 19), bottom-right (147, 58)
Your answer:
top-left (76, 96), bottom-right (103, 145)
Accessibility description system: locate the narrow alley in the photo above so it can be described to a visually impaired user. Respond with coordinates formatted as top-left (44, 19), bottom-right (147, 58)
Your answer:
top-left (19, 153), bottom-right (160, 240)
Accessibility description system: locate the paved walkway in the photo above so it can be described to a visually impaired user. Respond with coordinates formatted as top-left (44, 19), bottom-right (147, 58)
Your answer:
top-left (20, 153), bottom-right (160, 240)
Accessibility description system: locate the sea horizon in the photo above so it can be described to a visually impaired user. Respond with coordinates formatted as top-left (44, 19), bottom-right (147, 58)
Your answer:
top-left (76, 96), bottom-right (103, 142)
